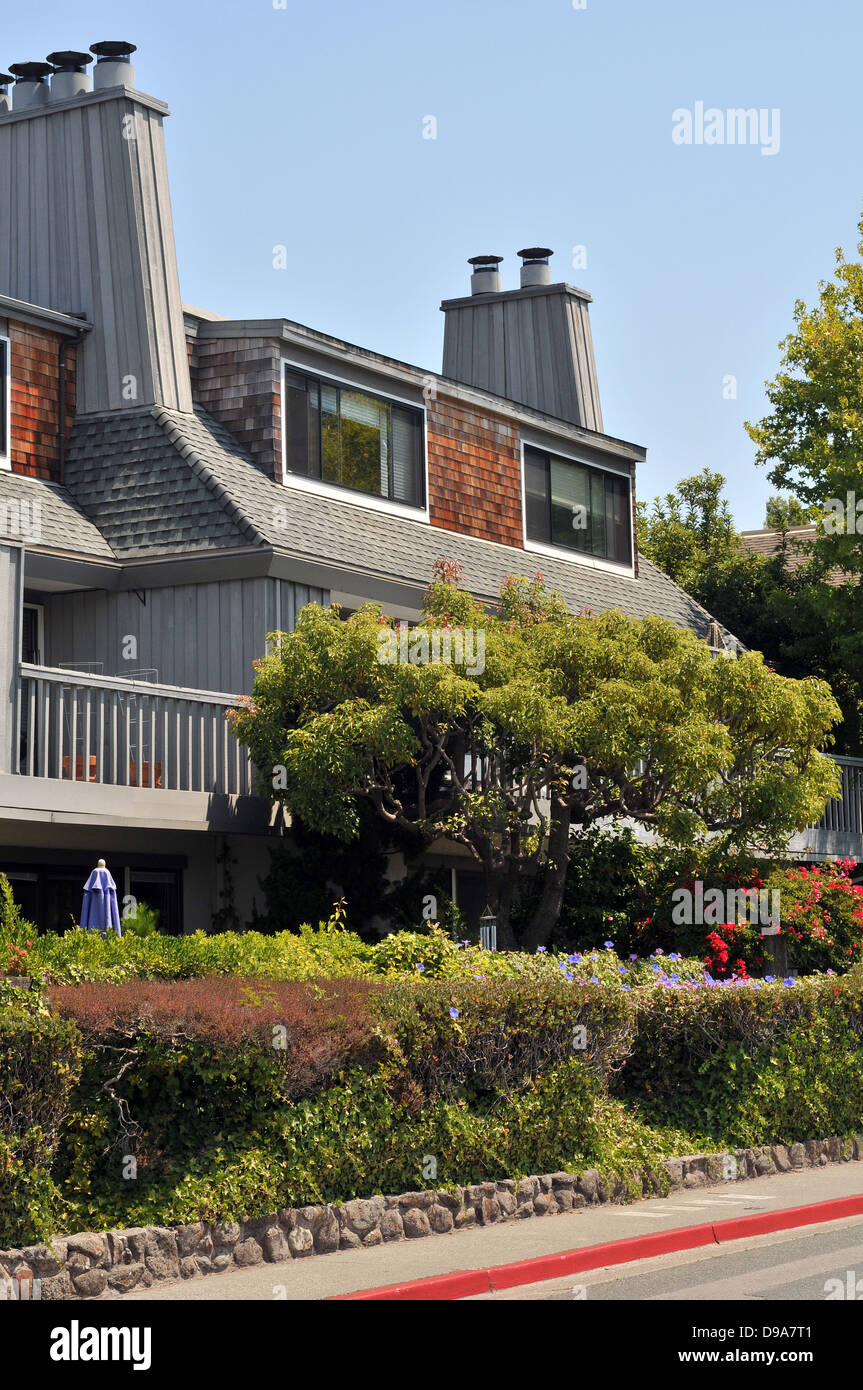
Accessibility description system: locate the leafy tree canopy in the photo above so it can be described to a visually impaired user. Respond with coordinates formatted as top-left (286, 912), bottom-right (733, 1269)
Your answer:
top-left (229, 562), bottom-right (840, 949)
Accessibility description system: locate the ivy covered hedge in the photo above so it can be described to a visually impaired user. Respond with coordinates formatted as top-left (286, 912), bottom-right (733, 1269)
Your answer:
top-left (2, 961), bottom-right (862, 1246)
top-left (0, 986), bottom-right (82, 1245)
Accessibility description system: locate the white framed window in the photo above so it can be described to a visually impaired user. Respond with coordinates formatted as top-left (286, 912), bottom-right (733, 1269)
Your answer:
top-left (281, 358), bottom-right (429, 521)
top-left (0, 334), bottom-right (10, 470)
top-left (520, 438), bottom-right (635, 576)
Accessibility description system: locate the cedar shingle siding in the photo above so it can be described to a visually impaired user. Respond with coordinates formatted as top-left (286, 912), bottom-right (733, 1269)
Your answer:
top-left (9, 321), bottom-right (76, 482)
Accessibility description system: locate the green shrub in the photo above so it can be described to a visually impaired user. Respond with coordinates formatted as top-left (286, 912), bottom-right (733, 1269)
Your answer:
top-left (374, 975), bottom-right (634, 1097)
top-left (620, 971), bottom-right (863, 1142)
top-left (121, 902), bottom-right (161, 939)
top-left (0, 990), bottom-right (82, 1243)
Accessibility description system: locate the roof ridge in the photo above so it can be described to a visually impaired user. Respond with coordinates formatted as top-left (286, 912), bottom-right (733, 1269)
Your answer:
top-left (149, 405), bottom-right (270, 550)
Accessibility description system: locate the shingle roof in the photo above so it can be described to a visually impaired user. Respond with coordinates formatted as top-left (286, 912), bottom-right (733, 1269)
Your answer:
top-left (63, 409), bottom-right (251, 554)
top-left (0, 468), bottom-right (115, 558)
top-left (55, 404), bottom-right (734, 642)
top-left (740, 525), bottom-right (849, 588)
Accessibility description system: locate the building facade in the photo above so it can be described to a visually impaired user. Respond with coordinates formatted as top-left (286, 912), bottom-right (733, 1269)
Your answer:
top-left (0, 44), bottom-right (739, 934)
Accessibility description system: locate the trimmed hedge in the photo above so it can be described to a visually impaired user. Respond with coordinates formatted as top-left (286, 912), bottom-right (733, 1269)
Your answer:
top-left (620, 969), bottom-right (863, 1142)
top-left (4, 965), bottom-right (863, 1244)
top-left (0, 987), bottom-right (82, 1245)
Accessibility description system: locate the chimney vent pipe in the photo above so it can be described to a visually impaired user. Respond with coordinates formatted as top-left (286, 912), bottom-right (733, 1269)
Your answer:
top-left (9, 62), bottom-right (52, 110)
top-left (467, 254), bottom-right (503, 296)
top-left (0, 72), bottom-right (13, 113)
top-left (47, 51), bottom-right (92, 102)
top-left (517, 247), bottom-right (553, 288)
top-left (90, 40), bottom-right (136, 91)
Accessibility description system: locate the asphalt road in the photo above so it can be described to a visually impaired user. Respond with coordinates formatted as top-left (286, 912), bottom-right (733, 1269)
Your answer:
top-left (469, 1216), bottom-right (863, 1300)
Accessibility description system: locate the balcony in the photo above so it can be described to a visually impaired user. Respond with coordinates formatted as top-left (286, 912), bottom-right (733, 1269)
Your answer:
top-left (790, 755), bottom-right (863, 861)
top-left (13, 664), bottom-right (254, 798)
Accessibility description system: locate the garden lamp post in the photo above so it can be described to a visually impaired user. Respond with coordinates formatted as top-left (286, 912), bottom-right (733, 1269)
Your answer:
top-left (479, 905), bottom-right (497, 952)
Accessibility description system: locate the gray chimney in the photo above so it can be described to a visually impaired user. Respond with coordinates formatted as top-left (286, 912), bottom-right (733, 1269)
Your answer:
top-left (0, 74), bottom-right (12, 114)
top-left (9, 62), bottom-right (52, 110)
top-left (90, 40), bottom-right (136, 90)
top-left (0, 41), bottom-right (192, 414)
top-left (441, 246), bottom-right (603, 432)
top-left (468, 254), bottom-right (503, 296)
top-left (46, 51), bottom-right (92, 102)
top-left (518, 246), bottom-right (553, 288)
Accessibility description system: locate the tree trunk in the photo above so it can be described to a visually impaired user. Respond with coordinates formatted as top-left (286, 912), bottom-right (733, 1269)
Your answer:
top-left (522, 797), bottom-right (572, 951)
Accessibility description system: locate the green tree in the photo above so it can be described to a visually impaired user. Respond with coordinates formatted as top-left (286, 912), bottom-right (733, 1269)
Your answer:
top-left (745, 214), bottom-right (863, 749)
top-left (764, 495), bottom-right (813, 530)
top-left (229, 563), bottom-right (840, 950)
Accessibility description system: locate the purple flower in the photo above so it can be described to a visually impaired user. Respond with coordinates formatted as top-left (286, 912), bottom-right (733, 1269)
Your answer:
top-left (651, 964), bottom-right (661, 973)
top-left (617, 966), bottom-right (627, 974)
top-left (536, 946), bottom-right (546, 954)
top-left (764, 975), bottom-right (775, 984)
top-left (669, 952), bottom-right (680, 961)
top-left (604, 941), bottom-right (614, 950)
top-left (622, 984), bottom-right (631, 991)
top-left (670, 973), bottom-right (680, 983)
top-left (449, 1007), bottom-right (460, 1019)
top-left (590, 974), bottom-right (599, 984)
top-left (572, 952), bottom-right (583, 963)
top-left (629, 954), bottom-right (637, 961)
top-left (415, 962), bottom-right (425, 972)
top-left (783, 977), bottom-right (796, 987)
top-left (564, 971), bottom-right (574, 981)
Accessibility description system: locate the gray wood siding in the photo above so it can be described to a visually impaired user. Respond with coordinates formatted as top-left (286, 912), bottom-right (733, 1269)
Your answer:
top-left (0, 91), bottom-right (192, 414)
top-left (42, 578), bottom-right (327, 695)
top-left (441, 285), bottom-right (603, 432)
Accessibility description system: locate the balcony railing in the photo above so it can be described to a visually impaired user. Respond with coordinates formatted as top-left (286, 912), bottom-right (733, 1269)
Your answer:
top-left (14, 664), bottom-right (254, 797)
top-left (811, 755), bottom-right (863, 837)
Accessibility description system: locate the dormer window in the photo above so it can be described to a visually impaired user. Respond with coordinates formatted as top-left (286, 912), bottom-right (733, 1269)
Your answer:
top-left (0, 333), bottom-right (9, 469)
top-left (282, 366), bottom-right (424, 508)
top-left (524, 445), bottom-right (632, 567)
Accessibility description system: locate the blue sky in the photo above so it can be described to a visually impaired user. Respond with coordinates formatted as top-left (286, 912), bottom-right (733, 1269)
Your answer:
top-left (6, 0), bottom-right (862, 528)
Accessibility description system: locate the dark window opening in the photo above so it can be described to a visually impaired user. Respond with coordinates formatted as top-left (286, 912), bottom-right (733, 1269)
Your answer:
top-left (283, 367), bottom-right (424, 508)
top-left (524, 446), bottom-right (632, 566)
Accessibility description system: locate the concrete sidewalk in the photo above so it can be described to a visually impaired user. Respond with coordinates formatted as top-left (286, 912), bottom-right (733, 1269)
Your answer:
top-left (121, 1162), bottom-right (863, 1301)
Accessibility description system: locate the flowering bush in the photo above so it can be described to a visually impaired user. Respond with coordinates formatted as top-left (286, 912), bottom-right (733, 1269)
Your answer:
top-left (764, 860), bottom-right (863, 976)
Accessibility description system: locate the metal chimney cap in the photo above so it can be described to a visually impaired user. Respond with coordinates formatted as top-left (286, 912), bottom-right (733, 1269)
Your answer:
top-left (9, 61), bottom-right (53, 80)
top-left (517, 247), bottom-right (553, 263)
top-left (47, 50), bottom-right (93, 71)
top-left (0, 72), bottom-right (13, 85)
top-left (90, 41), bottom-right (137, 61)
top-left (467, 255), bottom-right (504, 267)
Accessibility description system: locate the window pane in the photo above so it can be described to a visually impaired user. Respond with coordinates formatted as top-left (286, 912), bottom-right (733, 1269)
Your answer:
top-left (321, 384), bottom-right (340, 484)
top-left (524, 450), bottom-right (549, 542)
top-left (392, 407), bottom-right (421, 505)
top-left (283, 372), bottom-right (310, 475)
top-left (340, 391), bottom-right (388, 497)
top-left (588, 470), bottom-right (607, 556)
top-left (605, 472), bottom-right (632, 564)
top-left (550, 458), bottom-right (590, 551)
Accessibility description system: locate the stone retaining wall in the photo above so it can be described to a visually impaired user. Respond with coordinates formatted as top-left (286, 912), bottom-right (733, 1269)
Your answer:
top-left (3, 1135), bottom-right (861, 1300)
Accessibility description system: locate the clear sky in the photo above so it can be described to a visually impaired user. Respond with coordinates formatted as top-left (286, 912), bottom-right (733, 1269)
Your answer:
top-left (5, 0), bottom-right (862, 528)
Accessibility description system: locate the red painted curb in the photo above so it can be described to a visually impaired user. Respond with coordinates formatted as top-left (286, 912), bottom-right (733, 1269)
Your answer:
top-left (331, 1192), bottom-right (863, 1301)
top-left (713, 1194), bottom-right (863, 1244)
